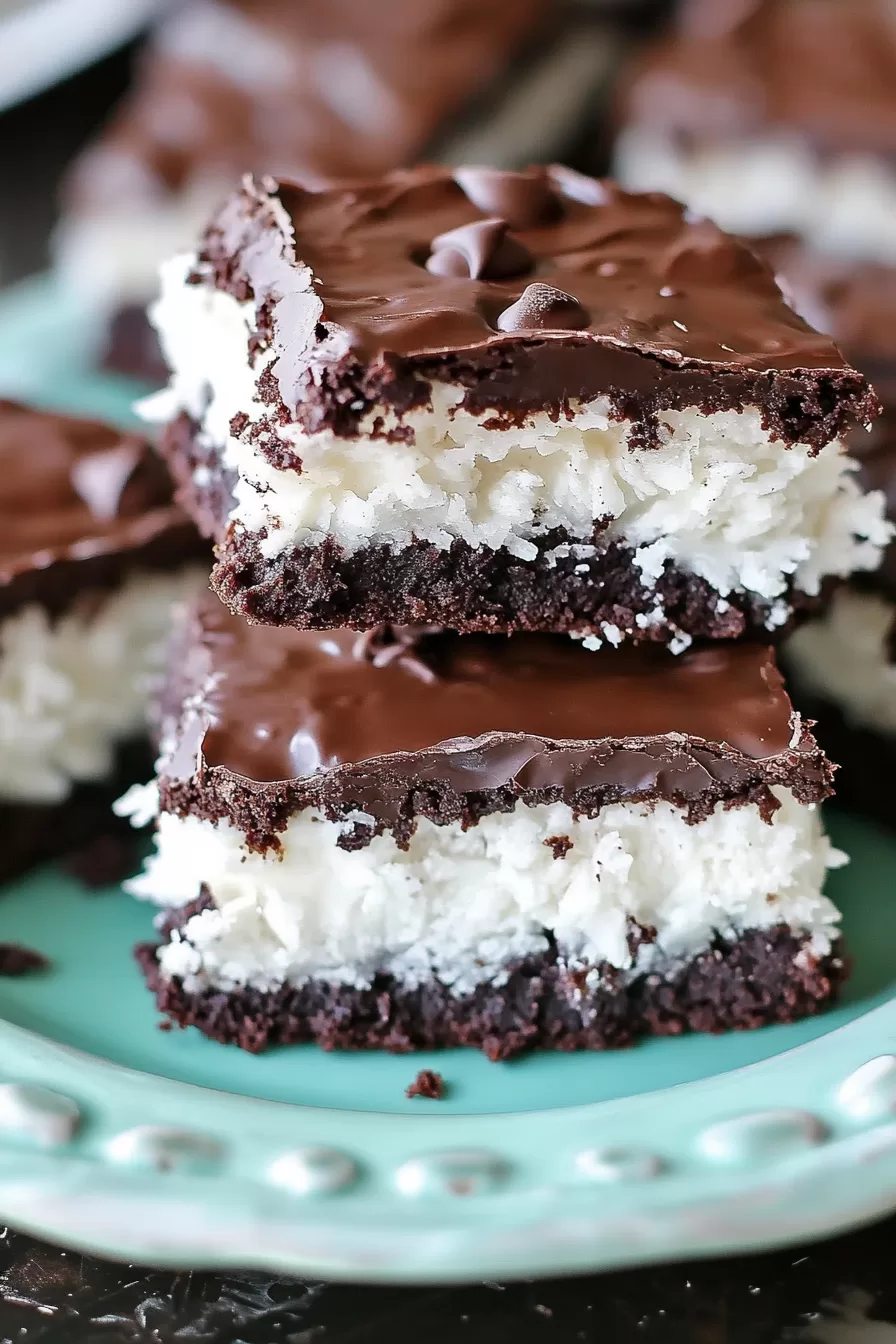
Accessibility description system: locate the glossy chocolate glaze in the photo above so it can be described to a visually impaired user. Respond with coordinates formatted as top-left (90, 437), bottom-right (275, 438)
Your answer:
top-left (0, 401), bottom-right (190, 592)
top-left (618, 0), bottom-right (896, 159)
top-left (198, 169), bottom-right (875, 447)
top-left (159, 595), bottom-right (831, 847)
top-left (210, 166), bottom-right (847, 371)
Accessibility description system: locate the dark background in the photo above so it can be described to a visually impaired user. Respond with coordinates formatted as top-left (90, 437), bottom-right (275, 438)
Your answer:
top-left (1, 35), bottom-right (895, 1344)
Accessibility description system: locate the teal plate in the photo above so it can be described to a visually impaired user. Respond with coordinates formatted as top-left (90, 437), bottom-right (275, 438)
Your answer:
top-left (1, 275), bottom-right (896, 1282)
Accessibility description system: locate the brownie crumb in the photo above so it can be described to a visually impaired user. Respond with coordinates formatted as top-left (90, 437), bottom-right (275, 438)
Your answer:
top-left (544, 835), bottom-right (573, 859)
top-left (64, 830), bottom-right (139, 889)
top-left (158, 1020), bottom-right (173, 1032)
top-left (0, 943), bottom-right (49, 976)
top-left (406, 1069), bottom-right (446, 1100)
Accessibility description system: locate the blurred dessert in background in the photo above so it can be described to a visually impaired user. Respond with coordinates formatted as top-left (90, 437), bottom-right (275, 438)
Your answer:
top-left (0, 402), bottom-right (205, 883)
top-left (612, 0), bottom-right (896, 827)
top-left (761, 242), bottom-right (896, 827)
top-left (55, 0), bottom-right (621, 382)
top-left (614, 0), bottom-right (896, 259)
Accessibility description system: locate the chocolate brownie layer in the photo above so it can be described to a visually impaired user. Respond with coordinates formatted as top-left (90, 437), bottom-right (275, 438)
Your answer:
top-left (136, 918), bottom-right (847, 1060)
top-left (161, 413), bottom-right (821, 643)
top-left (214, 526), bottom-right (821, 644)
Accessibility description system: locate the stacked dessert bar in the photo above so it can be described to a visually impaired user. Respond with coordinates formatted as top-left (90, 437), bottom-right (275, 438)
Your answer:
top-left (122, 165), bottom-right (890, 1057)
top-left (613, 0), bottom-right (896, 826)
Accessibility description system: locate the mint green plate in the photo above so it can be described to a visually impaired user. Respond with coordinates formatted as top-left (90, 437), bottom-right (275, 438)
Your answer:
top-left (1, 275), bottom-right (896, 1282)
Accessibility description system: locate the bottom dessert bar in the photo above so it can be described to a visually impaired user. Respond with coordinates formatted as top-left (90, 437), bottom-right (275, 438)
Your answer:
top-left (123, 597), bottom-right (847, 1058)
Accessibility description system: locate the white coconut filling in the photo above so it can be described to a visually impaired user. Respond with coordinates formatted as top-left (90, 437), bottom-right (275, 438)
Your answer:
top-left (141, 256), bottom-right (890, 607)
top-left (0, 568), bottom-right (204, 805)
top-left (615, 128), bottom-right (896, 264)
top-left (119, 787), bottom-right (844, 996)
top-left (786, 587), bottom-right (896, 736)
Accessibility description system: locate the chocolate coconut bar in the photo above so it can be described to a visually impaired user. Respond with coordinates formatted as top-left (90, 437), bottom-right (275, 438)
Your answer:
top-left (54, 0), bottom-right (617, 381)
top-left (614, 0), bottom-right (896, 261)
top-left (122, 594), bottom-right (846, 1058)
top-left (0, 401), bottom-right (205, 882)
top-left (143, 165), bottom-right (888, 649)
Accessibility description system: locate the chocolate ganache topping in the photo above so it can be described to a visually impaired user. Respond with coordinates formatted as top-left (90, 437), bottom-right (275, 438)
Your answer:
top-left (0, 401), bottom-right (181, 586)
top-left (199, 166), bottom-right (876, 447)
top-left (161, 596), bottom-right (831, 847)
top-left (207, 164), bottom-right (848, 371)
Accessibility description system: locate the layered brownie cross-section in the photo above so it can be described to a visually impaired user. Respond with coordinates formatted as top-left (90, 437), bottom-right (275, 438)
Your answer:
top-left (122, 594), bottom-right (847, 1058)
top-left (0, 401), bottom-right (205, 882)
top-left (144, 165), bottom-right (888, 651)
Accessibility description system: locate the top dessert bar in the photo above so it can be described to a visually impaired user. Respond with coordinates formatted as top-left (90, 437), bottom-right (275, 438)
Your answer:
top-left (146, 165), bottom-right (889, 645)
top-left (614, 0), bottom-right (896, 259)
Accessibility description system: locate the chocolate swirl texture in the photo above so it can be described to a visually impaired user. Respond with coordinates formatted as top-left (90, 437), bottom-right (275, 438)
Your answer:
top-left (159, 596), bottom-right (832, 850)
top-left (196, 166), bottom-right (877, 446)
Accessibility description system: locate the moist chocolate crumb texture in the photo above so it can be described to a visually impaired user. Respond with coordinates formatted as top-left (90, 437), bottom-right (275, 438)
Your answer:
top-left (0, 401), bottom-right (206, 882)
top-left (614, 0), bottom-right (896, 261)
top-left (122, 594), bottom-right (847, 1059)
top-left (142, 164), bottom-right (890, 650)
top-left (406, 1069), bottom-right (446, 1099)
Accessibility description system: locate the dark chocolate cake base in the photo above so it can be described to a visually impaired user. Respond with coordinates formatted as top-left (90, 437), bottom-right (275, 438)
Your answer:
top-left (161, 412), bottom-right (817, 643)
top-left (0, 738), bottom-right (150, 888)
top-left (136, 924), bottom-right (847, 1061)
